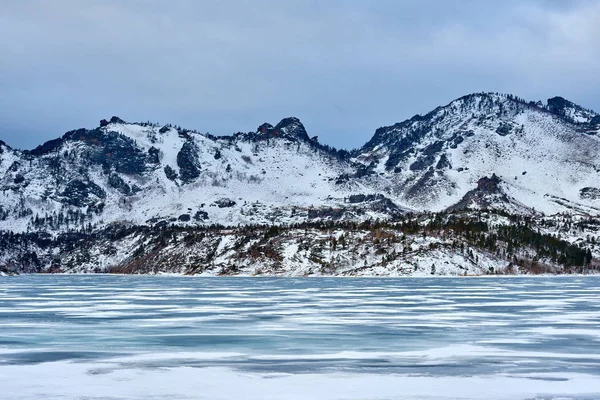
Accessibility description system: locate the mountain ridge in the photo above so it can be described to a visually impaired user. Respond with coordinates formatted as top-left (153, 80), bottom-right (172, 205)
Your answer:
top-left (4, 92), bottom-right (598, 152)
top-left (1, 91), bottom-right (599, 234)
top-left (1, 92), bottom-right (599, 275)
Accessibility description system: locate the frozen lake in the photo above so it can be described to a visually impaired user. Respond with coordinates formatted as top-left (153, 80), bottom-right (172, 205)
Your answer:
top-left (1, 275), bottom-right (599, 400)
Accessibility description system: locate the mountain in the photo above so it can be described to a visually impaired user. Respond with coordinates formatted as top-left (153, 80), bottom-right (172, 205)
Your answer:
top-left (356, 93), bottom-right (600, 215)
top-left (0, 116), bottom-right (401, 234)
top-left (1, 92), bottom-right (599, 275)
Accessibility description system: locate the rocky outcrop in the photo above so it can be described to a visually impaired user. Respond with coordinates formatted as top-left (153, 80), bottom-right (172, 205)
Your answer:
top-left (176, 140), bottom-right (201, 183)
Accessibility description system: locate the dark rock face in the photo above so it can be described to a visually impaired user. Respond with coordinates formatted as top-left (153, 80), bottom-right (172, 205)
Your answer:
top-left (257, 123), bottom-right (274, 133)
top-left (449, 135), bottom-right (465, 149)
top-left (410, 155), bottom-right (436, 171)
top-left (385, 149), bottom-right (413, 171)
top-left (13, 174), bottom-right (25, 184)
top-left (92, 132), bottom-right (148, 175)
top-left (348, 193), bottom-right (385, 204)
top-left (43, 129), bottom-right (149, 175)
top-left (369, 197), bottom-right (403, 214)
top-left (308, 207), bottom-right (344, 220)
top-left (109, 116), bottom-right (125, 124)
top-left (580, 187), bottom-right (600, 200)
top-left (194, 210), bottom-right (209, 221)
top-left (275, 117), bottom-right (310, 141)
top-left (178, 214), bottom-right (191, 222)
top-left (215, 198), bottom-right (236, 208)
top-left (8, 161), bottom-right (21, 172)
top-left (436, 154), bottom-right (452, 170)
top-left (362, 111), bottom-right (439, 157)
top-left (422, 141), bottom-right (444, 156)
top-left (546, 96), bottom-right (598, 126)
top-left (348, 194), bottom-right (369, 203)
top-left (177, 141), bottom-right (201, 183)
top-left (496, 123), bottom-right (512, 136)
top-left (477, 174), bottom-right (501, 191)
top-left (148, 147), bottom-right (160, 164)
top-left (547, 97), bottom-right (572, 117)
top-left (108, 173), bottom-right (131, 195)
top-left (373, 125), bottom-right (438, 172)
top-left (449, 174), bottom-right (521, 212)
top-left (411, 141), bottom-right (446, 171)
top-left (256, 123), bottom-right (283, 140)
top-left (33, 129), bottom-right (150, 175)
top-left (354, 164), bottom-right (375, 178)
top-left (29, 137), bottom-right (67, 156)
top-left (164, 165), bottom-right (178, 181)
top-left (62, 180), bottom-right (106, 207)
top-left (405, 168), bottom-right (436, 200)
top-left (255, 118), bottom-right (310, 142)
top-left (347, 194), bottom-right (403, 215)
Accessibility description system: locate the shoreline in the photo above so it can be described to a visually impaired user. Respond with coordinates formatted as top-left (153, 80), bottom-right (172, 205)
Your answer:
top-left (5, 272), bottom-right (600, 278)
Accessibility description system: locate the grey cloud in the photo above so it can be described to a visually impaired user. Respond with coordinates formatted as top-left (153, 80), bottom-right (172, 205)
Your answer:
top-left (0, 0), bottom-right (599, 150)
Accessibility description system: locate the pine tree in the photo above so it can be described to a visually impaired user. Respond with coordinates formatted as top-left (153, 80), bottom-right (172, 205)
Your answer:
top-left (585, 248), bottom-right (593, 266)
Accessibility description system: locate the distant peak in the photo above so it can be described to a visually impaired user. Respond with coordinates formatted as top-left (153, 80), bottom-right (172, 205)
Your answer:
top-left (109, 116), bottom-right (125, 124)
top-left (547, 96), bottom-right (578, 114)
top-left (100, 116), bottom-right (126, 127)
top-left (275, 117), bottom-right (309, 140)
top-left (256, 118), bottom-right (309, 141)
top-left (257, 122), bottom-right (274, 133)
top-left (276, 116), bottom-right (302, 126)
top-left (442, 92), bottom-right (597, 125)
top-left (452, 92), bottom-right (529, 105)
top-left (546, 96), bottom-right (598, 124)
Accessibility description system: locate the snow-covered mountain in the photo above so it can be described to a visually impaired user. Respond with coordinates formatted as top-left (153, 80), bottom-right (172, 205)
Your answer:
top-left (1, 93), bottom-right (599, 237)
top-left (0, 117), bottom-right (399, 234)
top-left (1, 92), bottom-right (600, 275)
top-left (356, 93), bottom-right (600, 215)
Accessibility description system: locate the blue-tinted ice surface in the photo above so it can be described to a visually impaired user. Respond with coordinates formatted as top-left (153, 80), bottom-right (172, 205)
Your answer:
top-left (1, 275), bottom-right (599, 399)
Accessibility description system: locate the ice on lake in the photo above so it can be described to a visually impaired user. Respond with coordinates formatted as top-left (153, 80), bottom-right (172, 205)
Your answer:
top-left (1, 275), bottom-right (599, 399)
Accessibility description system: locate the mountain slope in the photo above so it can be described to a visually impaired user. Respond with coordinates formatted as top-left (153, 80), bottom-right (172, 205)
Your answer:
top-left (0, 118), bottom-right (398, 234)
top-left (2, 211), bottom-right (597, 276)
top-left (2, 92), bottom-right (600, 275)
top-left (356, 93), bottom-right (600, 214)
top-left (0, 92), bottom-right (599, 239)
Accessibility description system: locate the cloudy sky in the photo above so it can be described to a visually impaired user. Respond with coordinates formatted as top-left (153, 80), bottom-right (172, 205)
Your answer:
top-left (1, 0), bottom-right (599, 150)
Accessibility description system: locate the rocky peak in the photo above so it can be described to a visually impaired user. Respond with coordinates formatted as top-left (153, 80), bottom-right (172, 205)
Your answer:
top-left (109, 116), bottom-right (125, 124)
top-left (547, 96), bottom-right (574, 115)
top-left (256, 118), bottom-right (309, 141)
top-left (546, 96), bottom-right (598, 125)
top-left (257, 122), bottom-right (274, 134)
top-left (477, 174), bottom-right (501, 192)
top-left (361, 92), bottom-right (522, 153)
top-left (100, 116), bottom-right (126, 128)
top-left (361, 92), bottom-right (598, 160)
top-left (449, 174), bottom-right (532, 213)
top-left (275, 117), bottom-right (309, 141)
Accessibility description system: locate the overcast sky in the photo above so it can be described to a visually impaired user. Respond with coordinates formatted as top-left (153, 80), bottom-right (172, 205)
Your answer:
top-left (1, 0), bottom-right (599, 150)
